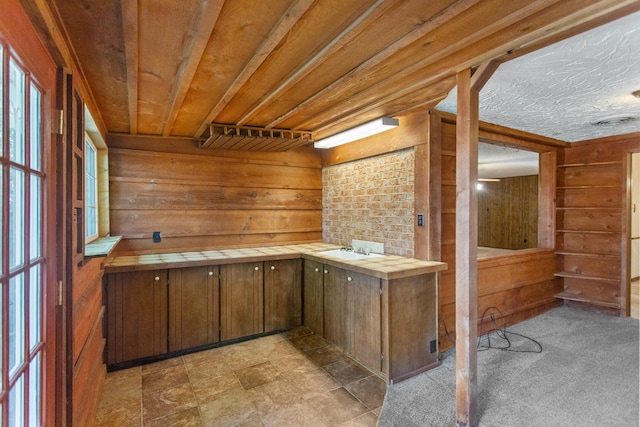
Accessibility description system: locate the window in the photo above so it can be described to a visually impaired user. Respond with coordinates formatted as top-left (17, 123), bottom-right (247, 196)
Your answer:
top-left (85, 135), bottom-right (98, 242)
top-left (2, 44), bottom-right (45, 427)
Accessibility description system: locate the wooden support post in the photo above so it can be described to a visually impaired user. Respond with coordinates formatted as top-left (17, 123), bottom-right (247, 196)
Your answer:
top-left (455, 67), bottom-right (479, 427)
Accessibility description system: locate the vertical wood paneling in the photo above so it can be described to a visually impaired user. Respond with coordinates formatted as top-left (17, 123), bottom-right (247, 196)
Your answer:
top-left (71, 257), bottom-right (106, 427)
top-left (107, 135), bottom-right (323, 254)
top-left (478, 175), bottom-right (538, 249)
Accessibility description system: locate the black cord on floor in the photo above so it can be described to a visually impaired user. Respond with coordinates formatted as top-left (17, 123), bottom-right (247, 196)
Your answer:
top-left (438, 307), bottom-right (543, 353)
top-left (477, 306), bottom-right (543, 353)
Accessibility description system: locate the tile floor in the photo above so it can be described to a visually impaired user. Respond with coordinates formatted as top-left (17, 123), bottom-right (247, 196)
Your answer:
top-left (92, 327), bottom-right (386, 426)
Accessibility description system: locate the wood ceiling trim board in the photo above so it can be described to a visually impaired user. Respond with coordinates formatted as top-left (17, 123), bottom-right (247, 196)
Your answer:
top-left (283, 0), bottom-right (559, 131)
top-left (230, 0), bottom-right (391, 130)
top-left (264, 0), bottom-right (484, 130)
top-left (121, 0), bottom-right (138, 135)
top-left (196, 0), bottom-right (316, 134)
top-left (162, 0), bottom-right (225, 137)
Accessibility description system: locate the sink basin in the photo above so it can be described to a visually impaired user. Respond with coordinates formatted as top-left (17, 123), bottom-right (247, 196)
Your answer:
top-left (317, 249), bottom-right (385, 261)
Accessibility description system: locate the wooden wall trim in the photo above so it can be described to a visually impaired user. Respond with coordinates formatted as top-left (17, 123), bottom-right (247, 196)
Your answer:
top-left (320, 111), bottom-right (430, 166)
top-left (107, 133), bottom-right (322, 167)
top-left (438, 110), bottom-right (569, 150)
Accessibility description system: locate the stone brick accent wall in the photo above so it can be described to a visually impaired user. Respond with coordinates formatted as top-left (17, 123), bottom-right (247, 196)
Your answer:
top-left (323, 149), bottom-right (415, 257)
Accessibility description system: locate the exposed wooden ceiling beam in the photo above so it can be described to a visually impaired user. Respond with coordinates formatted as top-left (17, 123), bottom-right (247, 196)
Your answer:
top-left (232, 0), bottom-right (392, 130)
top-left (495, 0), bottom-right (640, 61)
top-left (289, 0), bottom-right (626, 135)
top-left (195, 0), bottom-right (316, 135)
top-left (265, 0), bottom-right (485, 130)
top-left (470, 59), bottom-right (499, 92)
top-left (121, 0), bottom-right (138, 134)
top-left (276, 0), bottom-right (557, 131)
top-left (163, 0), bottom-right (225, 137)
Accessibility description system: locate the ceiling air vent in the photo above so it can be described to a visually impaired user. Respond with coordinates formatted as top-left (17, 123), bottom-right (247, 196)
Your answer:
top-left (591, 115), bottom-right (639, 126)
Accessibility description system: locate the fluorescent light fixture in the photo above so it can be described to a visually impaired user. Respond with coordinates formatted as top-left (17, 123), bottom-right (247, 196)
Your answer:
top-left (314, 117), bottom-right (399, 149)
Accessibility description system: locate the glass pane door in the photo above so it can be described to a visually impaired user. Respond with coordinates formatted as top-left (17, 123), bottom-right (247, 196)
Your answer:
top-left (1, 45), bottom-right (45, 427)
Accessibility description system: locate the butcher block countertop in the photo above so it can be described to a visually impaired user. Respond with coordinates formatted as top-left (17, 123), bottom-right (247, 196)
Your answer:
top-left (104, 243), bottom-right (447, 280)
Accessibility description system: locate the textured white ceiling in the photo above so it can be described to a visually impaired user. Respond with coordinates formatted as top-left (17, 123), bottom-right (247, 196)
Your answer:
top-left (437, 10), bottom-right (640, 143)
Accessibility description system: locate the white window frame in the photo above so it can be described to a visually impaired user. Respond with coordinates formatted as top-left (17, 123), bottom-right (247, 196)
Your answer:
top-left (84, 133), bottom-right (99, 243)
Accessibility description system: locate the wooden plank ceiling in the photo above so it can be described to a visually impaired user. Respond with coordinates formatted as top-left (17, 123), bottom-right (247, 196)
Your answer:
top-left (51, 0), bottom-right (639, 151)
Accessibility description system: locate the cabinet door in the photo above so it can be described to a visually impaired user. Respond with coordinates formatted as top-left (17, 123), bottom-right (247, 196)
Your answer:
top-left (168, 265), bottom-right (220, 351)
top-left (348, 271), bottom-right (381, 371)
top-left (303, 259), bottom-right (324, 335)
top-left (106, 270), bottom-right (168, 365)
top-left (220, 262), bottom-right (264, 341)
top-left (264, 259), bottom-right (302, 332)
top-left (324, 265), bottom-right (349, 350)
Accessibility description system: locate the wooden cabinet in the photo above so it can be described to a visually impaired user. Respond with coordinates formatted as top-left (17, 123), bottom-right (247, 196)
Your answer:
top-left (264, 259), bottom-right (302, 332)
top-left (348, 270), bottom-right (381, 371)
top-left (168, 265), bottom-right (220, 351)
top-left (323, 265), bottom-right (349, 349)
top-left (220, 262), bottom-right (264, 341)
top-left (305, 260), bottom-right (382, 372)
top-left (324, 266), bottom-right (381, 371)
top-left (303, 258), bottom-right (439, 383)
top-left (106, 270), bottom-right (168, 365)
top-left (303, 259), bottom-right (324, 335)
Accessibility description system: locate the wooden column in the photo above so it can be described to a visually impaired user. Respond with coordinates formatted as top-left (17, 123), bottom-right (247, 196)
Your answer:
top-left (455, 67), bottom-right (479, 427)
top-left (455, 61), bottom-right (498, 427)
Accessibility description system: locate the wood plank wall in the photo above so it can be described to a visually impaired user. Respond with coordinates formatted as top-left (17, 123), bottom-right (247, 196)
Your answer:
top-left (555, 133), bottom-right (640, 316)
top-left (437, 116), bottom-right (562, 351)
top-left (107, 135), bottom-right (323, 254)
top-left (71, 257), bottom-right (106, 427)
top-left (478, 175), bottom-right (539, 249)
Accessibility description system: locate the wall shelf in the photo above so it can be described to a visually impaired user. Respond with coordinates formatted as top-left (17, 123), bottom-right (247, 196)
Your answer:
top-left (554, 271), bottom-right (620, 283)
top-left (557, 161), bottom-right (621, 168)
top-left (555, 291), bottom-right (621, 309)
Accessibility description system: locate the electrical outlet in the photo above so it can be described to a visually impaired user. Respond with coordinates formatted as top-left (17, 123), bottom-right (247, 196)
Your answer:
top-left (430, 339), bottom-right (437, 353)
top-left (417, 213), bottom-right (424, 227)
top-left (153, 231), bottom-right (161, 243)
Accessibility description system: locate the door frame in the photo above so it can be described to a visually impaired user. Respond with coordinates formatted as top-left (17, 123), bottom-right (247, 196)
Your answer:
top-left (0, 0), bottom-right (59, 424)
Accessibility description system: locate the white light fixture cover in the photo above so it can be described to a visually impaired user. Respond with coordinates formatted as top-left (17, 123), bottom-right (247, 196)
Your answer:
top-left (314, 117), bottom-right (399, 149)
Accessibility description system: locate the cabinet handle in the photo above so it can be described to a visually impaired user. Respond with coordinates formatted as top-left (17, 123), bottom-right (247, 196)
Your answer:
top-left (315, 268), bottom-right (319, 272)
top-left (270, 265), bottom-right (276, 270)
top-left (324, 269), bottom-right (328, 274)
top-left (208, 271), bottom-right (214, 276)
top-left (254, 266), bottom-right (259, 271)
top-left (154, 276), bottom-right (160, 281)
top-left (347, 276), bottom-right (353, 282)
